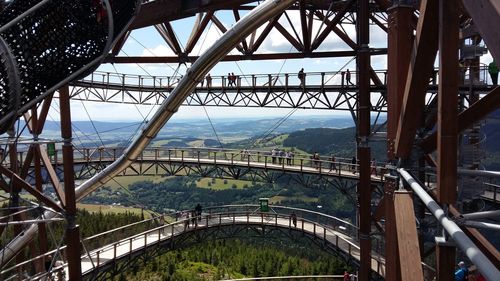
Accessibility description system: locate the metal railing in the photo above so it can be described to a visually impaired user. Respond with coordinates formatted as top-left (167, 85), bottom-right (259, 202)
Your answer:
top-left (75, 70), bottom-right (390, 90)
top-left (64, 147), bottom-right (386, 181)
top-left (1, 205), bottom-right (384, 280)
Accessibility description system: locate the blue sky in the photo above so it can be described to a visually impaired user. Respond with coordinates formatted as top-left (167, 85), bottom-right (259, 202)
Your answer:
top-left (50, 7), bottom-right (495, 124)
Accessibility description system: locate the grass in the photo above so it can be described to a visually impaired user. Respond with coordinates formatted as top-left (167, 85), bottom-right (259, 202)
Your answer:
top-left (94, 175), bottom-right (167, 190)
top-left (195, 178), bottom-right (251, 190)
top-left (76, 203), bottom-right (151, 217)
top-left (269, 195), bottom-right (318, 204)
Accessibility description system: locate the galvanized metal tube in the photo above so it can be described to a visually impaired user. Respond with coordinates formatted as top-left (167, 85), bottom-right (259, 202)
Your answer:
top-left (398, 168), bottom-right (499, 281)
top-left (461, 221), bottom-right (500, 231)
top-left (0, 0), bottom-right (295, 267)
top-left (460, 210), bottom-right (500, 220)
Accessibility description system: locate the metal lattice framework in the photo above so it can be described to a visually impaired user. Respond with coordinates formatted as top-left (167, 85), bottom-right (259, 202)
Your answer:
top-left (0, 0), bottom-right (500, 280)
top-left (0, 0), bottom-right (140, 132)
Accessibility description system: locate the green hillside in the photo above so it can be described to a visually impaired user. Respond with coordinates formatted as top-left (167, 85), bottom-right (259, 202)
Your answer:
top-left (283, 127), bottom-right (387, 160)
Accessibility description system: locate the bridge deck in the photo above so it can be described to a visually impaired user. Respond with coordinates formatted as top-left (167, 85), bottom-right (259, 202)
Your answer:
top-left (72, 215), bottom-right (385, 278)
top-left (72, 155), bottom-right (385, 182)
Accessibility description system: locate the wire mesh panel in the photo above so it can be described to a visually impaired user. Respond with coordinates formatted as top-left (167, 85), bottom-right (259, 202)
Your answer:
top-left (0, 0), bottom-right (140, 133)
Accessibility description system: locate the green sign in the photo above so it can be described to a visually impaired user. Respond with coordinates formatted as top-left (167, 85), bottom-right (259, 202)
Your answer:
top-left (47, 143), bottom-right (56, 156)
top-left (259, 198), bottom-right (269, 212)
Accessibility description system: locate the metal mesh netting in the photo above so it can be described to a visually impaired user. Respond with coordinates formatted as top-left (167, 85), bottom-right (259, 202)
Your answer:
top-left (0, 0), bottom-right (139, 133)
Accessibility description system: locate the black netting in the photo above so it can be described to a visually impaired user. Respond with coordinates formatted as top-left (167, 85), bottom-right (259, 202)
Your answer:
top-left (0, 0), bottom-right (139, 133)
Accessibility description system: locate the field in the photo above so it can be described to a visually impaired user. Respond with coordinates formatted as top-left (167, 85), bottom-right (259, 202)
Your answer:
top-left (76, 203), bottom-right (151, 217)
top-left (196, 178), bottom-right (251, 190)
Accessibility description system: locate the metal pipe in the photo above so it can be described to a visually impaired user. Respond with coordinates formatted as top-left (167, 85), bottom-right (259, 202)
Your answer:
top-left (398, 168), bottom-right (499, 281)
top-left (426, 167), bottom-right (500, 178)
top-left (460, 210), bottom-right (500, 220)
top-left (0, 0), bottom-right (295, 267)
top-left (461, 221), bottom-right (500, 231)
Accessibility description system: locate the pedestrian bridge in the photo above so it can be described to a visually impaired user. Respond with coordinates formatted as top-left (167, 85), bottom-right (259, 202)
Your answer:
top-left (46, 147), bottom-right (387, 183)
top-left (2, 205), bottom-right (396, 281)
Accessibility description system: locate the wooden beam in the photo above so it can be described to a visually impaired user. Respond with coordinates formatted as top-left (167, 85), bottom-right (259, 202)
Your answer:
top-left (437, 0), bottom-right (459, 203)
top-left (184, 12), bottom-right (213, 54)
top-left (394, 0), bottom-right (438, 158)
top-left (37, 146), bottom-right (65, 206)
top-left (211, 15), bottom-right (245, 53)
top-left (233, 9), bottom-right (249, 53)
top-left (421, 86), bottom-right (500, 153)
top-left (274, 21), bottom-right (304, 52)
top-left (165, 22), bottom-right (184, 55)
top-left (311, 0), bottom-right (355, 50)
top-left (250, 16), bottom-right (280, 53)
top-left (111, 31), bottom-right (130, 57)
top-left (394, 191), bottom-right (424, 281)
top-left (462, 0), bottom-right (500, 62)
top-left (299, 2), bottom-right (310, 52)
top-left (35, 93), bottom-right (53, 135)
top-left (0, 166), bottom-right (63, 212)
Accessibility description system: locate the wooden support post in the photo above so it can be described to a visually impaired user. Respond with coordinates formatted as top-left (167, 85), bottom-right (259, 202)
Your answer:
top-left (437, 0), bottom-right (459, 203)
top-left (394, 191), bottom-right (423, 281)
top-left (59, 85), bottom-right (82, 281)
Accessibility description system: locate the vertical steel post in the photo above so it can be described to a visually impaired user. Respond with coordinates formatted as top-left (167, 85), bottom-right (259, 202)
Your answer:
top-left (357, 0), bottom-right (371, 280)
top-left (386, 1), bottom-right (414, 279)
top-left (59, 85), bottom-right (82, 280)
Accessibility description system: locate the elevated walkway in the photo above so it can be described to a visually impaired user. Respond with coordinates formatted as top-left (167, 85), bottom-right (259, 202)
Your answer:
top-left (38, 147), bottom-right (387, 182)
top-left (2, 206), bottom-right (388, 280)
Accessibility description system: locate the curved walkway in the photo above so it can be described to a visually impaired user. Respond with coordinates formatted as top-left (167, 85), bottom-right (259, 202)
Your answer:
top-left (3, 206), bottom-right (385, 280)
top-left (71, 147), bottom-right (387, 182)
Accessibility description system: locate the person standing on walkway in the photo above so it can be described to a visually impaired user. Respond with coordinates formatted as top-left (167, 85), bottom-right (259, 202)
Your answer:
top-left (159, 214), bottom-right (165, 234)
top-left (271, 148), bottom-right (277, 164)
top-left (206, 73), bottom-right (212, 87)
top-left (346, 69), bottom-right (353, 85)
top-left (370, 158), bottom-right (377, 176)
top-left (489, 61), bottom-right (498, 85)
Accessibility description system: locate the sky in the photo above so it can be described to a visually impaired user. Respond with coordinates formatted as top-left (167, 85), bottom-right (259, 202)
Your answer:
top-left (46, 4), bottom-right (495, 125)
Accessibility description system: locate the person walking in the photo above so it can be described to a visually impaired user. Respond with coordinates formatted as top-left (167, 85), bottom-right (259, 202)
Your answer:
top-left (298, 68), bottom-right (305, 86)
top-left (489, 61), bottom-right (498, 85)
top-left (346, 69), bottom-right (353, 85)
top-left (351, 156), bottom-right (357, 174)
top-left (184, 212), bottom-right (190, 230)
top-left (290, 212), bottom-right (297, 227)
top-left (271, 148), bottom-right (277, 164)
top-left (195, 203), bottom-right (202, 221)
top-left (343, 271), bottom-right (350, 281)
top-left (329, 155), bottom-right (337, 171)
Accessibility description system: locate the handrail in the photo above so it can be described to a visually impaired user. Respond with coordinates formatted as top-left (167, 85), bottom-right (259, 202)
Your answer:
top-left (398, 168), bottom-right (499, 281)
top-left (1, 207), bottom-right (376, 279)
top-left (29, 146), bottom-right (388, 179)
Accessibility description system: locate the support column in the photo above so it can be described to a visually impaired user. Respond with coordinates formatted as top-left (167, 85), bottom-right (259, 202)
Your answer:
top-left (436, 0), bottom-right (459, 279)
top-left (357, 0), bottom-right (371, 280)
top-left (59, 85), bottom-right (82, 281)
top-left (386, 2), bottom-right (413, 280)
top-left (31, 107), bottom-right (49, 271)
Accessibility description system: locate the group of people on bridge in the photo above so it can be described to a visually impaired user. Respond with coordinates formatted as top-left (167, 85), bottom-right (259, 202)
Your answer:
top-left (271, 148), bottom-right (295, 165)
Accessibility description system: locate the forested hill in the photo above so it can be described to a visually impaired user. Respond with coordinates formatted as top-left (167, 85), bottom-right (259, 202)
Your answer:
top-left (283, 127), bottom-right (387, 160)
